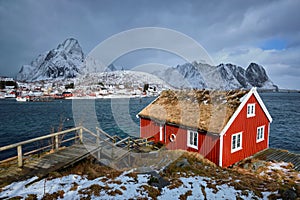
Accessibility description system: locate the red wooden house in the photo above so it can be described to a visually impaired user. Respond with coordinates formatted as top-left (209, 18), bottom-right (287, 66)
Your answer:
top-left (138, 87), bottom-right (272, 167)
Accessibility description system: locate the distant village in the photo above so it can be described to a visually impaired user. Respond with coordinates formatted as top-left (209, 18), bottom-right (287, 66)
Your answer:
top-left (0, 76), bottom-right (164, 102)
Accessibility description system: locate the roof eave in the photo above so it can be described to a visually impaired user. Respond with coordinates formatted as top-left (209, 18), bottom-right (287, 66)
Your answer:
top-left (219, 87), bottom-right (273, 136)
top-left (138, 115), bottom-right (221, 135)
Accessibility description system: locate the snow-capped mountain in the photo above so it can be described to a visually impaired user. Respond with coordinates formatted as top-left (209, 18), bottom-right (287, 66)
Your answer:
top-left (17, 38), bottom-right (84, 81)
top-left (153, 62), bottom-right (277, 90)
top-left (16, 38), bottom-right (277, 90)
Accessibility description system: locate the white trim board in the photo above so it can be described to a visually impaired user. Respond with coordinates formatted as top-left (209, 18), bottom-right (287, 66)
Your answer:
top-left (220, 87), bottom-right (273, 137)
top-left (219, 134), bottom-right (223, 167)
top-left (253, 88), bottom-right (273, 123)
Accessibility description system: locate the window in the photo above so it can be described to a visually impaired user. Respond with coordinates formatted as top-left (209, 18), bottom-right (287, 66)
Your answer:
top-left (231, 132), bottom-right (242, 153)
top-left (247, 103), bottom-right (255, 118)
top-left (187, 130), bottom-right (198, 149)
top-left (257, 125), bottom-right (265, 142)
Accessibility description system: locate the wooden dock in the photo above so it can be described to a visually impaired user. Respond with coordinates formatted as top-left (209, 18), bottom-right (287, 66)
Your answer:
top-left (0, 143), bottom-right (99, 185)
top-left (254, 148), bottom-right (300, 171)
top-left (0, 126), bottom-right (151, 186)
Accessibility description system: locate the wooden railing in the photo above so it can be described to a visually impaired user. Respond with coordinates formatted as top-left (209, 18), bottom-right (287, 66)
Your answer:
top-left (0, 126), bottom-right (151, 168)
top-left (0, 126), bottom-right (83, 167)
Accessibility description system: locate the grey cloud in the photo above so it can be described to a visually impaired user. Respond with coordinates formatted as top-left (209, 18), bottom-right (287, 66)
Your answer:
top-left (0, 0), bottom-right (299, 89)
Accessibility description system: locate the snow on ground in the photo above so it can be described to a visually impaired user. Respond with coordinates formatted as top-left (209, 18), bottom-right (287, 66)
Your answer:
top-left (267, 161), bottom-right (290, 171)
top-left (263, 161), bottom-right (300, 182)
top-left (158, 176), bottom-right (264, 200)
top-left (0, 171), bottom-right (272, 199)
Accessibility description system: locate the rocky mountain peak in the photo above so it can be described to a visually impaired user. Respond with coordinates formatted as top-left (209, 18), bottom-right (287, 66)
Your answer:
top-left (57, 38), bottom-right (83, 57)
top-left (246, 63), bottom-right (269, 87)
top-left (17, 38), bottom-right (84, 81)
top-left (16, 38), bottom-right (277, 90)
top-left (155, 61), bottom-right (277, 90)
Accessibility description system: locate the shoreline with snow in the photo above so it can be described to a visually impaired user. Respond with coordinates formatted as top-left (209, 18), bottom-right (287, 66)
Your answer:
top-left (1, 151), bottom-right (299, 199)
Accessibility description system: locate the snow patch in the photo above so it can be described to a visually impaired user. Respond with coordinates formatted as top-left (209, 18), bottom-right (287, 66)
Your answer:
top-left (0, 172), bottom-right (275, 199)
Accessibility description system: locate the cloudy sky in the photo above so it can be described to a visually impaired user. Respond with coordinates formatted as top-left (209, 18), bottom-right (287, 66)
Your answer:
top-left (0, 0), bottom-right (299, 89)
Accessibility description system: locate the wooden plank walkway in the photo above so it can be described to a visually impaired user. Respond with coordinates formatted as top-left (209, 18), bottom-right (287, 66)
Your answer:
top-left (0, 126), bottom-right (152, 187)
top-left (0, 143), bottom-right (99, 185)
top-left (254, 148), bottom-right (300, 171)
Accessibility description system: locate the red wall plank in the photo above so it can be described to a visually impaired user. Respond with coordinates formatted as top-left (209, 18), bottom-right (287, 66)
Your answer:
top-left (222, 94), bottom-right (270, 167)
top-left (140, 118), bottom-right (220, 165)
top-left (140, 118), bottom-right (160, 141)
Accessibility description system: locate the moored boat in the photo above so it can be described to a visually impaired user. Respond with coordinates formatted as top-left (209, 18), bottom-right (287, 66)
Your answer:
top-left (28, 95), bottom-right (54, 102)
top-left (16, 96), bottom-right (28, 102)
top-left (4, 93), bottom-right (16, 98)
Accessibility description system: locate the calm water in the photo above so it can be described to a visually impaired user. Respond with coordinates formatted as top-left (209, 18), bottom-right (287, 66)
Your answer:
top-left (259, 92), bottom-right (300, 154)
top-left (0, 92), bottom-right (299, 159)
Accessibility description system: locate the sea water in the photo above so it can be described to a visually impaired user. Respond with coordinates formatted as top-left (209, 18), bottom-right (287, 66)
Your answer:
top-left (0, 92), bottom-right (299, 160)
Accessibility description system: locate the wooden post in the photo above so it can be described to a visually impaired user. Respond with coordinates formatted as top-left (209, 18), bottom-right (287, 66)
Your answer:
top-left (17, 145), bottom-right (23, 167)
top-left (55, 135), bottom-right (59, 151)
top-left (79, 127), bottom-right (83, 143)
top-left (128, 138), bottom-right (130, 150)
top-left (97, 148), bottom-right (101, 160)
top-left (96, 131), bottom-right (101, 160)
top-left (128, 152), bottom-right (131, 166)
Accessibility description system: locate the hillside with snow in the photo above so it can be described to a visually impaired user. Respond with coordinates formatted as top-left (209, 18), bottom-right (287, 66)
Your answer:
top-left (75, 70), bottom-right (173, 89)
top-left (0, 152), bottom-right (299, 199)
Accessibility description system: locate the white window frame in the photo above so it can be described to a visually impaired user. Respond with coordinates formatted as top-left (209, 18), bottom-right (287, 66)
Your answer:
top-left (187, 130), bottom-right (198, 149)
top-left (231, 132), bottom-right (242, 153)
top-left (247, 103), bottom-right (256, 118)
top-left (256, 125), bottom-right (265, 143)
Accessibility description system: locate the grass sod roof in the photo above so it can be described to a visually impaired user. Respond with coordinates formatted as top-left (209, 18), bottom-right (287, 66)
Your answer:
top-left (138, 89), bottom-right (249, 134)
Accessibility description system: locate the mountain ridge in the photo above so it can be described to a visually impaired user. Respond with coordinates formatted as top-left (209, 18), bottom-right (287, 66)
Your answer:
top-left (16, 38), bottom-right (278, 90)
top-left (154, 61), bottom-right (277, 90)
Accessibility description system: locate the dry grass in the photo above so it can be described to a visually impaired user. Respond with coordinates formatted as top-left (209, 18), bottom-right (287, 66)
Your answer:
top-left (8, 197), bottom-right (22, 200)
top-left (141, 185), bottom-right (161, 200)
top-left (35, 150), bottom-right (300, 199)
top-left (41, 190), bottom-right (64, 200)
top-left (163, 151), bottom-right (217, 178)
top-left (206, 181), bottom-right (219, 194)
top-left (200, 185), bottom-right (207, 200)
top-left (69, 182), bottom-right (78, 191)
top-left (167, 179), bottom-right (183, 190)
top-left (162, 150), bottom-right (299, 198)
top-left (25, 194), bottom-right (37, 200)
top-left (107, 180), bottom-right (122, 185)
top-left (139, 89), bottom-right (247, 133)
top-left (179, 190), bottom-right (192, 200)
top-left (120, 185), bottom-right (127, 190)
top-left (235, 158), bottom-right (300, 187)
top-left (107, 189), bottom-right (123, 196)
top-left (78, 184), bottom-right (112, 199)
top-left (124, 172), bottom-right (138, 183)
top-left (3, 149), bottom-right (298, 199)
